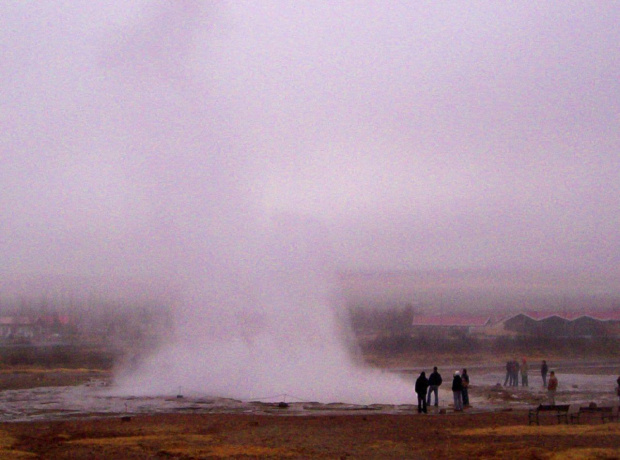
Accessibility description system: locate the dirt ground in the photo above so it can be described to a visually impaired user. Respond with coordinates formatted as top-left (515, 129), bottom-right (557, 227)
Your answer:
top-left (0, 411), bottom-right (619, 459)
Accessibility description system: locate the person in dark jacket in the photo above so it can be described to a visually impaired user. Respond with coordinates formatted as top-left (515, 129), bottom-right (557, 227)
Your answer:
top-left (426, 366), bottom-right (443, 407)
top-left (461, 368), bottom-right (470, 407)
top-left (415, 371), bottom-right (429, 413)
top-left (452, 370), bottom-right (463, 411)
top-left (541, 360), bottom-right (549, 387)
top-left (503, 360), bottom-right (511, 386)
top-left (512, 359), bottom-right (520, 387)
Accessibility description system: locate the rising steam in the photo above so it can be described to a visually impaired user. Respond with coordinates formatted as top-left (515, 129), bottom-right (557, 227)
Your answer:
top-left (113, 213), bottom-right (411, 403)
top-left (104, 2), bottom-right (411, 403)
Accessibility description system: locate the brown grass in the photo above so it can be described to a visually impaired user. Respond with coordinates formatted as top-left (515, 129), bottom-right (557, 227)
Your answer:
top-left (0, 412), bottom-right (618, 459)
top-left (550, 448), bottom-right (620, 459)
top-left (455, 424), bottom-right (620, 437)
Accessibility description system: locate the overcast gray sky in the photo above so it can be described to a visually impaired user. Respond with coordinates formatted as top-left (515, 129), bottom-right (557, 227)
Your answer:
top-left (2, 1), bottom-right (619, 295)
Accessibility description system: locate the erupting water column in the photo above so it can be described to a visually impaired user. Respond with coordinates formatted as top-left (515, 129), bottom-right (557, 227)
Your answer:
top-left (112, 213), bottom-right (411, 404)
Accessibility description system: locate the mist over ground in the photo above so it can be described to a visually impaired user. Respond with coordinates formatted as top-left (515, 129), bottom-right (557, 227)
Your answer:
top-left (1, 2), bottom-right (619, 402)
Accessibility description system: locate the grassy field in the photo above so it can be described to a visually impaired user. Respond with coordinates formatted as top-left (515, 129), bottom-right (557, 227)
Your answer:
top-left (0, 366), bottom-right (110, 390)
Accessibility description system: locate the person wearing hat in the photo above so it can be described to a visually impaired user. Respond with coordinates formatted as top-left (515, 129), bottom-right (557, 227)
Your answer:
top-left (452, 370), bottom-right (463, 411)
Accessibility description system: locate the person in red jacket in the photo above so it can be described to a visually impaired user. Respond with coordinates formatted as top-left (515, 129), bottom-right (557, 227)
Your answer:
top-left (547, 371), bottom-right (558, 405)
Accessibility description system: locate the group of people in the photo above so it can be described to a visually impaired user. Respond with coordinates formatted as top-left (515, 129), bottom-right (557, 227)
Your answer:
top-left (505, 358), bottom-right (559, 403)
top-left (504, 358), bottom-right (552, 388)
top-left (503, 358), bottom-right (531, 386)
top-left (525, 366), bottom-right (620, 406)
top-left (415, 367), bottom-right (469, 413)
top-left (415, 362), bottom-right (619, 411)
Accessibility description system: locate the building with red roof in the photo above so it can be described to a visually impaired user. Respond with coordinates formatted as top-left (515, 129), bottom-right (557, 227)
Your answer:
top-left (411, 314), bottom-right (493, 338)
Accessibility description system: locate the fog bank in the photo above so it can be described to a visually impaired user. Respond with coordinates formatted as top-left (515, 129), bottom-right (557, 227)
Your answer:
top-left (2, 1), bottom-right (619, 402)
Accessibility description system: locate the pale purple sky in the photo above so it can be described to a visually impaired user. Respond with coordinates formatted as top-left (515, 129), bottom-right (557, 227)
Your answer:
top-left (2, 1), bottom-right (619, 294)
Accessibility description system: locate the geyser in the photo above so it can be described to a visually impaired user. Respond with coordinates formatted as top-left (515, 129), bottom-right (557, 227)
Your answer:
top-left (113, 214), bottom-right (411, 404)
top-left (86, 1), bottom-right (413, 405)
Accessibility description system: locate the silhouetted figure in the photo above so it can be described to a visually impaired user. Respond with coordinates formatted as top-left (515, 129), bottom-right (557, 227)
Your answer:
top-left (616, 375), bottom-right (620, 402)
top-left (461, 368), bottom-right (470, 407)
top-left (521, 358), bottom-right (529, 387)
top-left (504, 359), bottom-right (519, 387)
top-left (547, 370), bottom-right (558, 405)
top-left (541, 360), bottom-right (549, 387)
top-left (503, 361), bottom-right (511, 386)
top-left (415, 371), bottom-right (429, 413)
top-left (512, 359), bottom-right (520, 387)
top-left (452, 370), bottom-right (463, 411)
top-left (427, 366), bottom-right (443, 406)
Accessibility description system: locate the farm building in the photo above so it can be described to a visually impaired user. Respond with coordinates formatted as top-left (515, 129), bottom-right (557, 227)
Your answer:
top-left (0, 317), bottom-right (40, 341)
top-left (500, 310), bottom-right (620, 337)
top-left (0, 314), bottom-right (74, 344)
top-left (411, 309), bottom-right (620, 338)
